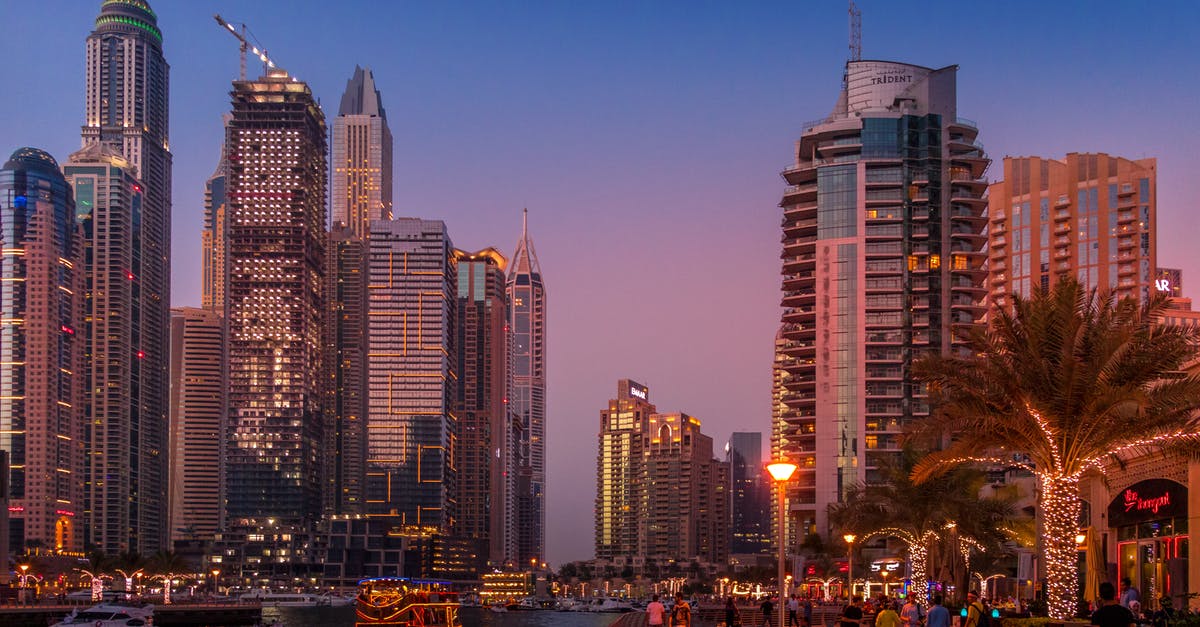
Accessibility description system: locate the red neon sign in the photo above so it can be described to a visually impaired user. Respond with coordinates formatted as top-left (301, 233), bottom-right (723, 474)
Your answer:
top-left (1124, 489), bottom-right (1171, 514)
top-left (55, 509), bottom-right (75, 517)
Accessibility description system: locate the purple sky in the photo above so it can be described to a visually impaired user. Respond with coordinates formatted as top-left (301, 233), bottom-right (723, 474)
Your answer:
top-left (3, 1), bottom-right (1198, 566)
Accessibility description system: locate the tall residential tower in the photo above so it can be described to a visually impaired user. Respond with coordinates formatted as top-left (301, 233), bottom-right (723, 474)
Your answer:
top-left (168, 307), bottom-right (224, 542)
top-left (506, 210), bottom-right (547, 565)
top-left (773, 61), bottom-right (989, 538)
top-left (332, 66), bottom-right (393, 238)
top-left (223, 69), bottom-right (328, 523)
top-left (81, 0), bottom-right (172, 554)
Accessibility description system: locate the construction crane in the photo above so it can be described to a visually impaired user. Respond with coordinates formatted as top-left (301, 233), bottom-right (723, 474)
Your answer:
top-left (213, 14), bottom-right (276, 81)
top-left (848, 0), bottom-right (862, 62)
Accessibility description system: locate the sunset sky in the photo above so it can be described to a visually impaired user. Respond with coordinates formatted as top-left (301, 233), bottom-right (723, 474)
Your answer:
top-left (3, 0), bottom-right (1198, 565)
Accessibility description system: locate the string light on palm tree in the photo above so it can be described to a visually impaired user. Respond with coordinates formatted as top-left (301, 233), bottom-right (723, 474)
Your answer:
top-left (912, 278), bottom-right (1200, 619)
top-left (76, 569), bottom-right (111, 602)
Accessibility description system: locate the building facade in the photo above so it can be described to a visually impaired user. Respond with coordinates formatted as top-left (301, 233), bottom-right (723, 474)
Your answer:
top-left (81, 0), bottom-right (172, 555)
top-left (453, 248), bottom-right (509, 573)
top-left (728, 432), bottom-right (770, 555)
top-left (201, 140), bottom-right (227, 311)
top-left (595, 380), bottom-right (656, 562)
top-left (332, 66), bottom-right (392, 239)
top-left (507, 210), bottom-right (547, 565)
top-left (986, 153), bottom-right (1156, 307)
top-left (774, 60), bottom-right (989, 538)
top-left (0, 148), bottom-right (86, 553)
top-left (223, 69), bottom-right (328, 523)
top-left (167, 307), bottom-right (224, 543)
top-left (326, 226), bottom-right (369, 516)
top-left (366, 218), bottom-right (457, 534)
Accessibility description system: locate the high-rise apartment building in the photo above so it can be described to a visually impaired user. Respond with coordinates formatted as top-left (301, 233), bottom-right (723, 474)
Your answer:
top-left (168, 307), bottom-right (223, 542)
top-left (64, 143), bottom-right (168, 553)
top-left (641, 413), bottom-right (729, 566)
top-left (595, 380), bottom-right (656, 561)
top-left (506, 210), bottom-right (547, 565)
top-left (326, 225), bottom-right (369, 515)
top-left (0, 148), bottom-right (86, 553)
top-left (81, 0), bottom-right (172, 555)
top-left (332, 66), bottom-right (392, 239)
top-left (201, 139), bottom-right (228, 311)
top-left (774, 61), bottom-right (989, 537)
top-left (452, 248), bottom-right (509, 572)
top-left (224, 69), bottom-right (328, 523)
top-left (728, 432), bottom-right (770, 555)
top-left (366, 218), bottom-right (457, 533)
top-left (986, 154), bottom-right (1156, 307)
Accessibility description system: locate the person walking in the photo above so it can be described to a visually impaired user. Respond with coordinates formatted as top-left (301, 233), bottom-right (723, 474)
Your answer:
top-left (1092, 582), bottom-right (1135, 627)
top-left (925, 596), bottom-right (949, 627)
top-left (875, 601), bottom-right (902, 627)
top-left (964, 592), bottom-right (985, 627)
top-left (1120, 578), bottom-right (1141, 610)
top-left (671, 592), bottom-right (693, 627)
top-left (900, 592), bottom-right (924, 627)
top-left (804, 598), bottom-right (814, 627)
top-left (648, 593), bottom-right (666, 626)
top-left (725, 596), bottom-right (742, 627)
top-left (789, 595), bottom-right (802, 627)
top-left (761, 596), bottom-right (775, 627)
top-left (841, 596), bottom-right (865, 627)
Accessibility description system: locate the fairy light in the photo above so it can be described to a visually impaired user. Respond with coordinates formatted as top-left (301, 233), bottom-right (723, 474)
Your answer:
top-left (861, 527), bottom-right (978, 603)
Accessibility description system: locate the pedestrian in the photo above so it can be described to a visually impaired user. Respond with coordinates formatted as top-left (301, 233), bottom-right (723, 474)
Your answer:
top-left (926, 596), bottom-right (949, 627)
top-left (789, 594), bottom-right (802, 627)
top-left (726, 596), bottom-right (742, 627)
top-left (964, 592), bottom-right (985, 627)
top-left (876, 600), bottom-right (901, 627)
top-left (648, 593), bottom-right (666, 626)
top-left (1120, 578), bottom-right (1140, 610)
top-left (1092, 582), bottom-right (1135, 627)
top-left (805, 598), bottom-right (814, 627)
top-left (842, 596), bottom-right (865, 627)
top-left (761, 596), bottom-right (776, 627)
top-left (671, 591), bottom-right (693, 627)
top-left (900, 592), bottom-right (924, 627)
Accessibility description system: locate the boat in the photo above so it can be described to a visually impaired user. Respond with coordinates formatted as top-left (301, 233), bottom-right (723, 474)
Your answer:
top-left (356, 577), bottom-right (461, 626)
top-left (50, 603), bottom-right (154, 626)
top-left (593, 597), bottom-right (635, 612)
top-left (240, 590), bottom-right (325, 608)
top-left (321, 591), bottom-right (359, 607)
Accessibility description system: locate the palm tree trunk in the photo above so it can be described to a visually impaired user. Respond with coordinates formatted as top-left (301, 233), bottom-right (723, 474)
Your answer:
top-left (1040, 474), bottom-right (1081, 620)
top-left (910, 541), bottom-right (929, 603)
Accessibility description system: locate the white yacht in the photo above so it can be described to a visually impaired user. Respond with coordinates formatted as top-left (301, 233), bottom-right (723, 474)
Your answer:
top-left (50, 603), bottom-right (154, 626)
top-left (240, 591), bottom-right (324, 608)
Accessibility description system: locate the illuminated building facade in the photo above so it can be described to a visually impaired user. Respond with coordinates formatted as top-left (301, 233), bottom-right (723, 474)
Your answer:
top-left (728, 431), bottom-right (770, 555)
top-left (506, 210), bottom-right (547, 566)
top-left (366, 218), bottom-right (457, 533)
top-left (167, 307), bottom-right (223, 542)
top-left (326, 225), bottom-right (369, 515)
top-left (986, 153), bottom-right (1156, 307)
top-left (201, 139), bottom-right (227, 311)
top-left (774, 60), bottom-right (989, 537)
top-left (0, 148), bottom-right (86, 553)
top-left (595, 380), bottom-right (655, 561)
top-left (81, 0), bottom-right (172, 555)
top-left (224, 69), bottom-right (328, 523)
top-left (452, 248), bottom-right (509, 573)
top-left (332, 66), bottom-right (392, 238)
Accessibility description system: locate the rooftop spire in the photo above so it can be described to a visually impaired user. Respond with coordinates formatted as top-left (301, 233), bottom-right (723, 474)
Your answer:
top-left (510, 209), bottom-right (542, 278)
top-left (338, 65), bottom-right (386, 118)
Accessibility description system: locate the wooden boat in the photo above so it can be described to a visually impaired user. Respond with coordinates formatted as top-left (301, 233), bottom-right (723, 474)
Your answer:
top-left (355, 577), bottom-right (461, 626)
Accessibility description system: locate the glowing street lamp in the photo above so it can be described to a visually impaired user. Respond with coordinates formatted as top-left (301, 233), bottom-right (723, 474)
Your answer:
top-left (768, 461), bottom-right (798, 627)
top-left (843, 534), bottom-right (857, 600)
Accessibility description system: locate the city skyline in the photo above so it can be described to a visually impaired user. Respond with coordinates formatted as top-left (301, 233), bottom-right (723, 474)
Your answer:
top-left (2, 1), bottom-right (1199, 566)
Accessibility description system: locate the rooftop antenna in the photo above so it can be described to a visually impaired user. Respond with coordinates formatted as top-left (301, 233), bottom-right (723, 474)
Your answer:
top-left (849, 0), bottom-right (862, 62)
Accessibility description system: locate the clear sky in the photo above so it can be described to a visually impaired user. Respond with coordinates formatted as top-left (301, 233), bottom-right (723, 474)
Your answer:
top-left (3, 0), bottom-right (1198, 566)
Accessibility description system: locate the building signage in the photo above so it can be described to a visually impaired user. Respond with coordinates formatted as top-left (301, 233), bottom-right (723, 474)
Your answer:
top-left (1155, 279), bottom-right (1171, 292)
top-left (629, 385), bottom-right (648, 400)
top-left (870, 72), bottom-right (913, 86)
top-left (1107, 478), bottom-right (1187, 527)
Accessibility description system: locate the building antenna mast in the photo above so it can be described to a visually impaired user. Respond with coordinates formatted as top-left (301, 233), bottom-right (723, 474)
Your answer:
top-left (849, 1), bottom-right (862, 62)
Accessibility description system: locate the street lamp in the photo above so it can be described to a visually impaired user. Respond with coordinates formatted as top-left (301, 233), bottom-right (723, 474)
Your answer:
top-left (767, 460), bottom-right (798, 627)
top-left (843, 534), bottom-right (857, 601)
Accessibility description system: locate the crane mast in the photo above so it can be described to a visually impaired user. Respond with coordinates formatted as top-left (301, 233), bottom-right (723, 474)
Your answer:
top-left (213, 14), bottom-right (277, 81)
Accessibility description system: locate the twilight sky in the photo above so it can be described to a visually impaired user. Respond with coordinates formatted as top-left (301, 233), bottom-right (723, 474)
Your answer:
top-left (3, 0), bottom-right (1198, 566)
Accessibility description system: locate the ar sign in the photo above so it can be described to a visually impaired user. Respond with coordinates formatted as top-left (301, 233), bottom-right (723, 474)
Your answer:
top-left (1155, 279), bottom-right (1171, 292)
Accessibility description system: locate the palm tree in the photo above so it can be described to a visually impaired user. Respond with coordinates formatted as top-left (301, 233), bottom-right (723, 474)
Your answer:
top-left (910, 278), bottom-right (1200, 619)
top-left (829, 448), bottom-right (1016, 603)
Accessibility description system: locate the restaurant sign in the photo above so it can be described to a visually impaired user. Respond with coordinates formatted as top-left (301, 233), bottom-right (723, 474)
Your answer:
top-left (1107, 478), bottom-right (1187, 527)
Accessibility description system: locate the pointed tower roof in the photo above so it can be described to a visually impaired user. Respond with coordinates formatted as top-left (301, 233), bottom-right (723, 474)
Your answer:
top-left (338, 65), bottom-right (386, 118)
top-left (509, 208), bottom-right (542, 278)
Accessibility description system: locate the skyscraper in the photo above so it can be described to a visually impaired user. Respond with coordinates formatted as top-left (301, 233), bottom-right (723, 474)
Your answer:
top-left (452, 248), bottom-right (509, 572)
top-left (595, 380), bottom-right (655, 562)
top-left (728, 432), bottom-right (770, 555)
top-left (64, 142), bottom-right (169, 553)
top-left (986, 154), bottom-right (1156, 306)
top-left (506, 210), bottom-right (547, 565)
top-left (366, 218), bottom-right (457, 533)
top-left (201, 135), bottom-right (228, 312)
top-left (81, 0), bottom-right (172, 554)
top-left (168, 307), bottom-right (224, 542)
top-left (332, 66), bottom-right (393, 239)
top-left (224, 69), bottom-right (328, 523)
top-left (774, 61), bottom-right (989, 537)
top-left (0, 148), bottom-right (86, 553)
top-left (326, 225), bottom-right (368, 515)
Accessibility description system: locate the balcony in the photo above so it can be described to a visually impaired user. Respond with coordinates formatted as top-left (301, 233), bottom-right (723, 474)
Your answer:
top-left (1055, 195), bottom-right (1071, 208)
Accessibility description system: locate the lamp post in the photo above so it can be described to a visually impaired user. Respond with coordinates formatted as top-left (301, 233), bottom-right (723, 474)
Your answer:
top-left (843, 534), bottom-right (857, 601)
top-left (768, 460), bottom-right (798, 627)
